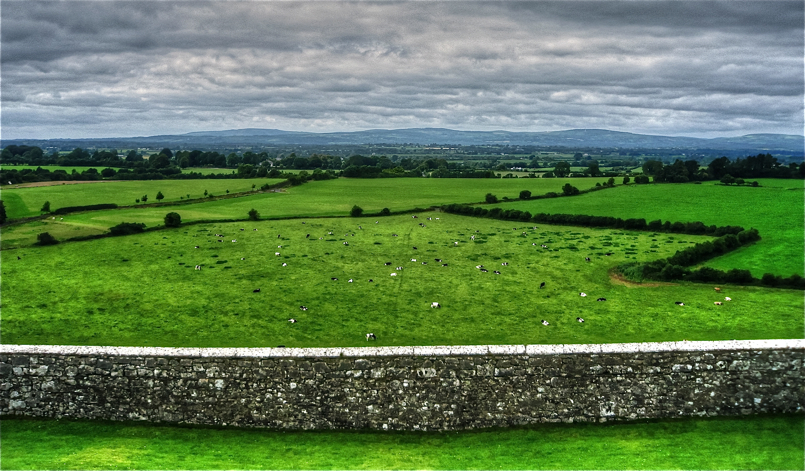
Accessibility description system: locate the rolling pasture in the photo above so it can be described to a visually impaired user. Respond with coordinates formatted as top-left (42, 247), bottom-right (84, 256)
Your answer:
top-left (0, 178), bottom-right (285, 220)
top-left (491, 179), bottom-right (805, 277)
top-left (3, 212), bottom-right (801, 348)
top-left (1, 177), bottom-right (612, 248)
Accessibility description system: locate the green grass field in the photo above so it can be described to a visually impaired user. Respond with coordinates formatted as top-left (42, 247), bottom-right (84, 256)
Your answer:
top-left (3, 212), bottom-right (801, 347)
top-left (1, 177), bottom-right (613, 248)
top-left (2, 415), bottom-right (802, 470)
top-left (489, 179), bottom-right (805, 277)
top-left (0, 178), bottom-right (285, 220)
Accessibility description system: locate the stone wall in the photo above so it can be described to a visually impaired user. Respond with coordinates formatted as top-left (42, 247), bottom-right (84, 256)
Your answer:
top-left (1, 340), bottom-right (803, 431)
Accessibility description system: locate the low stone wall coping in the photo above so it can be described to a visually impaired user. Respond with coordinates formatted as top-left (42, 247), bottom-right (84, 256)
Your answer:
top-left (2, 339), bottom-right (802, 358)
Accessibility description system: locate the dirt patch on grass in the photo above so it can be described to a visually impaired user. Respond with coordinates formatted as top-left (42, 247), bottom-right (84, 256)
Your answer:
top-left (7, 181), bottom-right (124, 188)
top-left (609, 271), bottom-right (677, 288)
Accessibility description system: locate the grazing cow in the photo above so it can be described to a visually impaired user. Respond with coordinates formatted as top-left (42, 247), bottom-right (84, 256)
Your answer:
top-left (240, 228), bottom-right (244, 231)
top-left (282, 263), bottom-right (287, 267)
top-left (605, 252), bottom-right (613, 256)
top-left (393, 234), bottom-right (398, 237)
top-left (390, 273), bottom-right (397, 276)
top-left (385, 262), bottom-right (392, 266)
top-left (194, 246), bottom-right (200, 249)
top-left (501, 262), bottom-right (508, 266)
top-left (328, 231), bottom-right (333, 235)
top-left (442, 263), bottom-right (449, 267)
top-left (476, 265), bottom-right (484, 269)
top-left (422, 262), bottom-right (427, 265)
top-left (396, 266), bottom-right (403, 270)
top-left (331, 277), bottom-right (338, 281)
top-left (343, 242), bottom-right (349, 246)
top-left (412, 216), bottom-right (417, 219)
top-left (435, 218), bottom-right (439, 220)
top-left (275, 252), bottom-right (281, 256)
top-left (277, 245), bottom-right (282, 248)
top-left (369, 279), bottom-right (373, 282)
top-left (300, 306), bottom-right (308, 311)
top-left (232, 240), bottom-right (237, 243)
top-left (675, 301), bottom-right (685, 306)
top-left (376, 221), bottom-right (379, 224)
top-left (714, 287), bottom-right (721, 292)
top-left (541, 320), bottom-right (550, 326)
top-left (480, 269), bottom-right (488, 273)
top-left (348, 279), bottom-right (353, 283)
top-left (725, 297), bottom-right (731, 301)
top-left (577, 317), bottom-right (584, 323)
top-left (435, 259), bottom-right (442, 262)
top-left (241, 258), bottom-right (245, 260)
top-left (493, 270), bottom-right (501, 275)
top-left (454, 241), bottom-right (459, 246)
top-left (471, 235), bottom-right (476, 241)
top-left (541, 245), bottom-right (548, 248)
top-left (359, 226), bottom-right (362, 230)
top-left (539, 282), bottom-right (546, 289)
top-left (218, 240), bottom-right (223, 243)
top-left (17, 256), bottom-right (20, 260)
top-left (253, 229), bottom-right (257, 231)
top-left (580, 292), bottom-right (587, 297)
top-left (195, 265), bottom-right (201, 270)
top-left (278, 235), bottom-right (281, 238)
top-left (585, 257), bottom-right (590, 262)
top-left (288, 318), bottom-right (297, 323)
top-left (412, 247), bottom-right (417, 250)
top-left (597, 298), bottom-right (606, 302)
top-left (532, 243), bottom-right (537, 246)
top-left (431, 302), bottom-right (441, 308)
top-left (366, 333), bottom-right (377, 341)
top-left (253, 288), bottom-right (261, 293)
top-left (411, 259), bottom-right (417, 262)
top-left (306, 234), bottom-right (310, 238)
top-left (714, 302), bottom-right (723, 305)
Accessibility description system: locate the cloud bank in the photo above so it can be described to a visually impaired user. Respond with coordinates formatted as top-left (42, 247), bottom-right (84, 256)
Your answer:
top-left (2, 1), bottom-right (803, 139)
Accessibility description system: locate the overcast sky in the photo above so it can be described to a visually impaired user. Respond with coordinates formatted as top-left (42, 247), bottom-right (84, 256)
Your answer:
top-left (2, 1), bottom-right (803, 139)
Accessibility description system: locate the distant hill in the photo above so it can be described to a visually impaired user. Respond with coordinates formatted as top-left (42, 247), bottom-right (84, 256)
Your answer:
top-left (3, 128), bottom-right (803, 154)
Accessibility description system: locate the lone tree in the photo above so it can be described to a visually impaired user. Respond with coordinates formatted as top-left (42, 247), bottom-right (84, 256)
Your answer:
top-left (380, 208), bottom-right (391, 216)
top-left (350, 205), bottom-right (364, 217)
top-left (720, 174), bottom-right (736, 185)
top-left (141, 194), bottom-right (148, 202)
top-left (156, 191), bottom-right (165, 202)
top-left (623, 176), bottom-right (631, 185)
top-left (248, 208), bottom-right (260, 220)
top-left (0, 200), bottom-right (6, 224)
top-left (485, 193), bottom-right (498, 204)
top-left (164, 212), bottom-right (181, 227)
top-left (519, 190), bottom-right (532, 200)
top-left (41, 201), bottom-right (51, 213)
top-left (36, 232), bottom-right (58, 246)
top-left (553, 161), bottom-right (571, 177)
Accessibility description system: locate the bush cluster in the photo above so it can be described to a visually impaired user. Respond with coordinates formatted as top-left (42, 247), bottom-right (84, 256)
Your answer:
top-left (109, 222), bottom-right (146, 236)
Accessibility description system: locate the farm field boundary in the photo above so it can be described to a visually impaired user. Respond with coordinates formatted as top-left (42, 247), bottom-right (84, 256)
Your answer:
top-left (3, 339), bottom-right (802, 431)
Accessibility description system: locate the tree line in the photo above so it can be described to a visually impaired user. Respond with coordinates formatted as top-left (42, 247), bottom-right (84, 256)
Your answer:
top-left (642, 154), bottom-right (804, 183)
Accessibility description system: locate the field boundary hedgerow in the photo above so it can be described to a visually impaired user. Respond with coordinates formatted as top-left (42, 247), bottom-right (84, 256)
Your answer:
top-left (442, 204), bottom-right (804, 289)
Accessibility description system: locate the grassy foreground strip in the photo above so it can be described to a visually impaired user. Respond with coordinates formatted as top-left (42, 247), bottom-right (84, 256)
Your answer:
top-left (1, 415), bottom-right (802, 470)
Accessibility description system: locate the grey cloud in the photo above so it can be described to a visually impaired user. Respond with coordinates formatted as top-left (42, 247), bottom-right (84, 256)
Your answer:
top-left (2, 1), bottom-right (802, 139)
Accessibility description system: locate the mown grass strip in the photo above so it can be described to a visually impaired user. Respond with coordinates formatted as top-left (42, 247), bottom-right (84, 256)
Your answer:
top-left (2, 414), bottom-right (802, 470)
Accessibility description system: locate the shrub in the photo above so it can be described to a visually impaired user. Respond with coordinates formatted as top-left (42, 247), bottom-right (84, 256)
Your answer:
top-left (561, 184), bottom-right (579, 196)
top-left (141, 194), bottom-right (148, 203)
top-left (52, 204), bottom-right (118, 215)
top-left (41, 201), bottom-right (51, 213)
top-left (623, 176), bottom-right (630, 185)
top-left (379, 208), bottom-right (391, 216)
top-left (634, 175), bottom-right (650, 184)
top-left (0, 200), bottom-right (6, 224)
top-left (350, 205), bottom-right (364, 217)
top-left (164, 212), bottom-right (181, 227)
top-left (761, 273), bottom-right (779, 286)
top-left (36, 232), bottom-right (58, 246)
top-left (156, 191), bottom-right (165, 201)
top-left (248, 208), bottom-right (260, 221)
top-left (485, 193), bottom-right (498, 204)
top-left (519, 190), bottom-right (531, 200)
top-left (109, 222), bottom-right (146, 236)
